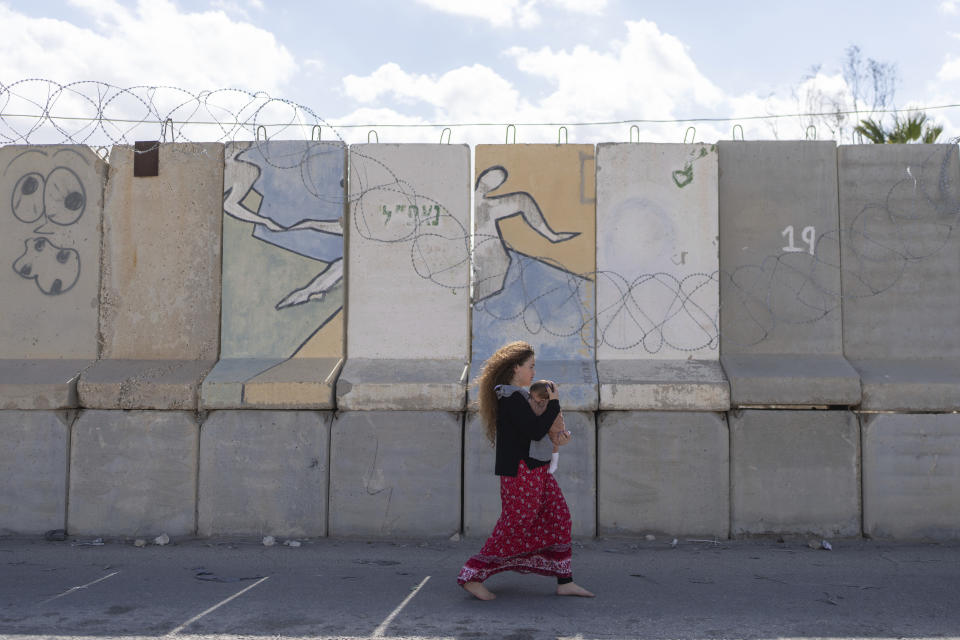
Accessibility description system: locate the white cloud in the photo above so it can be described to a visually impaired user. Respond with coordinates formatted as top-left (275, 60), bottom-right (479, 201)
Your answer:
top-left (0, 0), bottom-right (296, 94)
top-left (415, 0), bottom-right (606, 29)
top-left (940, 0), bottom-right (959, 14)
top-left (937, 55), bottom-right (960, 81)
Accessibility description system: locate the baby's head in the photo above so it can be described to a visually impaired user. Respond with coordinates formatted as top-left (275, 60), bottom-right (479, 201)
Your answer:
top-left (529, 380), bottom-right (553, 402)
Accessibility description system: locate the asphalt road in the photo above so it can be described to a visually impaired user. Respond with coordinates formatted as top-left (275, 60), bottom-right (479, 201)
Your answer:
top-left (1, 534), bottom-right (959, 639)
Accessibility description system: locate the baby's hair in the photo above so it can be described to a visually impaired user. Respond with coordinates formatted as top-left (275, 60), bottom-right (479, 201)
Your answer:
top-left (529, 380), bottom-right (552, 398)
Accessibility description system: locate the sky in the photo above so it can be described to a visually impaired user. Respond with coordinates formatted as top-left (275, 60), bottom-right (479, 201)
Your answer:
top-left (1, 0), bottom-right (959, 147)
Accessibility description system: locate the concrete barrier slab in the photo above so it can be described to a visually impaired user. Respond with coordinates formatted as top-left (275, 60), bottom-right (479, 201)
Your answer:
top-left (853, 359), bottom-right (960, 412)
top-left (597, 411), bottom-right (728, 537)
top-left (343, 144), bottom-right (470, 409)
top-left (0, 411), bottom-right (71, 534)
top-left (839, 145), bottom-right (960, 411)
top-left (329, 411), bottom-right (461, 537)
top-left (596, 143), bottom-right (724, 410)
top-left (463, 410), bottom-right (596, 538)
top-left (77, 360), bottom-right (214, 410)
top-left (198, 410), bottom-right (331, 537)
top-left (0, 145), bottom-right (106, 409)
top-left (721, 354), bottom-right (862, 407)
top-left (0, 360), bottom-right (89, 410)
top-left (862, 413), bottom-right (960, 540)
top-left (203, 141), bottom-right (345, 410)
top-left (87, 143), bottom-right (223, 410)
top-left (336, 358), bottom-right (467, 411)
top-left (598, 359), bottom-right (728, 411)
top-left (472, 144), bottom-right (597, 409)
top-left (730, 409), bottom-right (860, 536)
top-left (718, 142), bottom-right (859, 407)
top-left (68, 410), bottom-right (198, 536)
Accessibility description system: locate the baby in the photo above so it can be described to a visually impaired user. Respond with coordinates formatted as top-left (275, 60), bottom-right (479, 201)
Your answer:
top-left (528, 380), bottom-right (569, 474)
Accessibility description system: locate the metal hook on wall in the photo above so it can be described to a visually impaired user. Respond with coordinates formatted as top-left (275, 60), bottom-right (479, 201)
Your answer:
top-left (367, 129), bottom-right (379, 143)
top-left (732, 124), bottom-right (745, 141)
top-left (161, 118), bottom-right (175, 143)
top-left (805, 125), bottom-right (817, 140)
top-left (311, 125), bottom-right (322, 141)
top-left (440, 127), bottom-right (451, 144)
top-left (684, 126), bottom-right (696, 144)
top-left (558, 126), bottom-right (568, 144)
top-left (505, 124), bottom-right (516, 144)
top-left (629, 125), bottom-right (639, 143)
top-left (256, 125), bottom-right (267, 142)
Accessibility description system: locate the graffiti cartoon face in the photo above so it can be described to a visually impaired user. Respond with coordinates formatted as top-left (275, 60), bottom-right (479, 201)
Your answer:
top-left (12, 236), bottom-right (80, 295)
top-left (4, 148), bottom-right (91, 295)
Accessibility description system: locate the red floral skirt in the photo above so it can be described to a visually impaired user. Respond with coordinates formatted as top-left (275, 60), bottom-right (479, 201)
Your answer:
top-left (458, 460), bottom-right (572, 584)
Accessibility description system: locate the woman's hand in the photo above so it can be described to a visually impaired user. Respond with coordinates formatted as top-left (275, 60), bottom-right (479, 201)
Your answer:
top-left (546, 381), bottom-right (559, 400)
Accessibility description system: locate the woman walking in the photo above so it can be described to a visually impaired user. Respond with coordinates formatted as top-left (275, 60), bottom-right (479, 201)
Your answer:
top-left (457, 340), bottom-right (594, 600)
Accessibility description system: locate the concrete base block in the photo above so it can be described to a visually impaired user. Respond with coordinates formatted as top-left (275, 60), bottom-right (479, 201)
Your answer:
top-left (721, 354), bottom-right (861, 407)
top-left (68, 410), bottom-right (198, 536)
top-left (598, 360), bottom-right (729, 411)
top-left (329, 411), bottom-right (461, 537)
top-left (730, 409), bottom-right (860, 536)
top-left (862, 413), bottom-right (960, 540)
top-left (0, 411), bottom-right (71, 534)
top-left (201, 358), bottom-right (342, 410)
top-left (0, 360), bottom-right (91, 410)
top-left (597, 411), bottom-right (728, 537)
top-left (336, 359), bottom-right (467, 411)
top-left (198, 411), bottom-right (331, 537)
top-left (467, 359), bottom-right (598, 412)
top-left (78, 360), bottom-right (214, 410)
top-left (852, 359), bottom-right (960, 412)
top-left (463, 411), bottom-right (596, 538)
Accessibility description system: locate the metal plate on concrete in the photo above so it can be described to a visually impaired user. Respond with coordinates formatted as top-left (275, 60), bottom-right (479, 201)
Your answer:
top-left (729, 409), bottom-right (860, 536)
top-left (328, 410), bottom-right (461, 537)
top-left (597, 410), bottom-right (728, 537)
top-left (198, 410), bottom-right (332, 537)
top-left (68, 410), bottom-right (199, 536)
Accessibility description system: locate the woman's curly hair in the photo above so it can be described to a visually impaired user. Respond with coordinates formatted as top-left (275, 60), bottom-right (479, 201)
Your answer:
top-left (475, 341), bottom-right (535, 444)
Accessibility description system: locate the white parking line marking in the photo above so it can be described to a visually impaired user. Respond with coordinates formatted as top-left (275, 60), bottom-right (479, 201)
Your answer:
top-left (40, 571), bottom-right (120, 604)
top-left (165, 575), bottom-right (270, 636)
top-left (370, 575), bottom-right (430, 638)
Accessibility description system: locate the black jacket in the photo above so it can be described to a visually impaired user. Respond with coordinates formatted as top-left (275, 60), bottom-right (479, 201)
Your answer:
top-left (493, 391), bottom-right (560, 476)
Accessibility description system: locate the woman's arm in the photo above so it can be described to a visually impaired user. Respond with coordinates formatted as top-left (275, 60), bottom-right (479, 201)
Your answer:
top-left (501, 393), bottom-right (560, 441)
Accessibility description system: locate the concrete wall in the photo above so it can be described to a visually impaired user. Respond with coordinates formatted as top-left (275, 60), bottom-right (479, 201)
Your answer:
top-left (1, 140), bottom-right (958, 540)
top-left (0, 145), bottom-right (106, 409)
top-left (78, 143), bottom-right (224, 410)
top-left (839, 144), bottom-right (960, 411)
top-left (471, 144), bottom-right (598, 409)
top-left (595, 143), bottom-right (726, 411)
top-left (718, 141), bottom-right (859, 407)
top-left (337, 144), bottom-right (471, 411)
top-left (202, 141), bottom-right (345, 409)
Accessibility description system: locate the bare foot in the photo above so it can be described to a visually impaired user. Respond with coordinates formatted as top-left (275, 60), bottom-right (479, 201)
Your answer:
top-left (462, 581), bottom-right (496, 600)
top-left (556, 581), bottom-right (595, 597)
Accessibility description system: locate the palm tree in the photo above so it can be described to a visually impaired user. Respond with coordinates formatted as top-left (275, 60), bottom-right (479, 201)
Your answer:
top-left (854, 111), bottom-right (943, 143)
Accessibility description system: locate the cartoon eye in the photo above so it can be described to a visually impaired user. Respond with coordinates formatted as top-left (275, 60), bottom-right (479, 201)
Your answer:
top-left (45, 167), bottom-right (86, 226)
top-left (12, 172), bottom-right (45, 223)
top-left (56, 249), bottom-right (71, 264)
top-left (33, 238), bottom-right (46, 251)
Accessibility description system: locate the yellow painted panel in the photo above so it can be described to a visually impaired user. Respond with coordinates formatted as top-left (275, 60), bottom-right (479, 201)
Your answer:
top-left (292, 308), bottom-right (343, 359)
top-left (475, 144), bottom-right (596, 278)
